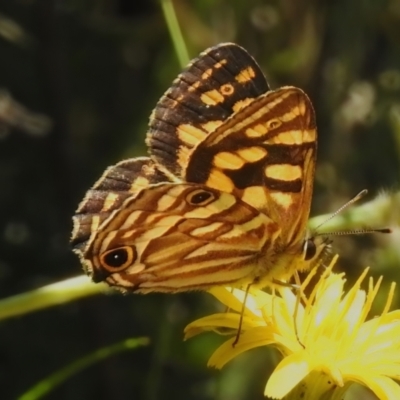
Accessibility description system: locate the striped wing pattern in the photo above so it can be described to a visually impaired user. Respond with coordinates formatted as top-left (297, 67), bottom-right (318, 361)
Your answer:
top-left (184, 86), bottom-right (316, 248)
top-left (71, 43), bottom-right (326, 293)
top-left (71, 158), bottom-right (172, 262)
top-left (147, 42), bottom-right (269, 178)
top-left (84, 183), bottom-right (280, 293)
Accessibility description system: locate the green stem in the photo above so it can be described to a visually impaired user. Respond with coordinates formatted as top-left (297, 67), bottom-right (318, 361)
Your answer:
top-left (18, 337), bottom-right (150, 400)
top-left (0, 276), bottom-right (107, 321)
top-left (160, 0), bottom-right (190, 67)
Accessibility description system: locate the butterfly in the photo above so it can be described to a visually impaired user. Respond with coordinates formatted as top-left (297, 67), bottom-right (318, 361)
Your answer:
top-left (71, 43), bottom-right (330, 293)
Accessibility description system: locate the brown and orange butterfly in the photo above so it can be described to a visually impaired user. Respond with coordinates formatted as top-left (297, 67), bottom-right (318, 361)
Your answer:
top-left (71, 43), bottom-right (329, 293)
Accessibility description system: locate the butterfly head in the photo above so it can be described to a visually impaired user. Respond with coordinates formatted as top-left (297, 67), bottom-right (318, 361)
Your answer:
top-left (302, 234), bottom-right (332, 271)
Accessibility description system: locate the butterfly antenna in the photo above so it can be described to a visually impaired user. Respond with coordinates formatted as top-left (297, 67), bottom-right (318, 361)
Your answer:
top-left (315, 227), bottom-right (391, 237)
top-left (313, 189), bottom-right (368, 233)
top-left (313, 189), bottom-right (391, 237)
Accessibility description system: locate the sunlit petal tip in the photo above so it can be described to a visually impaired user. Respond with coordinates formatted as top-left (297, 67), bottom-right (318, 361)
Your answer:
top-left (183, 313), bottom-right (241, 340)
top-left (264, 352), bottom-right (311, 398)
top-left (207, 328), bottom-right (275, 370)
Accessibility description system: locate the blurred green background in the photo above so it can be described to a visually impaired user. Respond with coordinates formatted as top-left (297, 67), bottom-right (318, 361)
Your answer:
top-left (0, 0), bottom-right (399, 399)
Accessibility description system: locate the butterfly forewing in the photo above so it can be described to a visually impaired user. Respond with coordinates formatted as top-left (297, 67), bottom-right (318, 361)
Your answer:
top-left (184, 86), bottom-right (317, 247)
top-left (146, 42), bottom-right (270, 178)
top-left (84, 183), bottom-right (280, 293)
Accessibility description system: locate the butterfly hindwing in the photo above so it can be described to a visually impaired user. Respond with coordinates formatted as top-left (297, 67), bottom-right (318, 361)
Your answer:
top-left (83, 183), bottom-right (280, 293)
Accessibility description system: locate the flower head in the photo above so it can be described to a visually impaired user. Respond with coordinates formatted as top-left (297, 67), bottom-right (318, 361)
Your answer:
top-left (184, 258), bottom-right (400, 399)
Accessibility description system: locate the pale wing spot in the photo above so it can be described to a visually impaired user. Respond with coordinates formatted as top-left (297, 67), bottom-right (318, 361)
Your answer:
top-left (299, 100), bottom-right (306, 115)
top-left (279, 109), bottom-right (301, 122)
top-left (201, 68), bottom-right (213, 80)
top-left (214, 60), bottom-right (227, 69)
top-left (157, 194), bottom-right (177, 212)
top-left (155, 185), bottom-right (188, 212)
top-left (101, 193), bottom-right (119, 211)
top-left (202, 107), bottom-right (262, 146)
top-left (144, 209), bottom-right (181, 225)
top-left (166, 183), bottom-right (188, 198)
top-left (213, 151), bottom-right (245, 170)
top-left (264, 93), bottom-right (289, 111)
top-left (235, 67), bottom-right (255, 83)
top-left (272, 130), bottom-right (305, 145)
top-left (184, 244), bottom-right (212, 259)
top-left (270, 192), bottom-right (294, 209)
top-left (200, 89), bottom-right (225, 106)
top-left (141, 163), bottom-right (155, 175)
top-left (99, 230), bottom-right (118, 254)
top-left (132, 219), bottom-right (184, 266)
top-left (293, 106), bottom-right (301, 117)
top-left (206, 169), bottom-right (235, 193)
top-left (236, 147), bottom-right (267, 162)
top-left (200, 62), bottom-right (227, 81)
top-left (303, 129), bottom-right (316, 142)
top-left (144, 241), bottom-right (199, 265)
top-left (184, 193), bottom-right (236, 219)
top-left (183, 244), bottom-right (258, 263)
top-left (241, 186), bottom-right (268, 210)
top-left (188, 81), bottom-right (201, 92)
top-left (190, 222), bottom-right (225, 238)
top-left (130, 176), bottom-right (150, 191)
top-left (177, 124), bottom-right (207, 146)
top-left (148, 255), bottom-right (224, 276)
top-left (145, 212), bottom-right (163, 224)
top-left (177, 147), bottom-right (191, 171)
top-left (127, 264), bottom-right (146, 275)
top-left (220, 215), bottom-right (266, 241)
top-left (135, 222), bottom-right (181, 243)
top-left (265, 164), bottom-right (302, 181)
top-left (232, 98), bottom-right (254, 112)
top-left (201, 120), bottom-right (223, 133)
top-left (107, 273), bottom-right (136, 288)
top-left (120, 210), bottom-right (142, 230)
top-left (245, 123), bottom-right (268, 138)
top-left (121, 229), bottom-right (135, 239)
top-left (220, 84), bottom-right (234, 95)
top-left (121, 216), bottom-right (182, 242)
top-left (91, 215), bottom-right (101, 233)
top-left (203, 90), bottom-right (302, 146)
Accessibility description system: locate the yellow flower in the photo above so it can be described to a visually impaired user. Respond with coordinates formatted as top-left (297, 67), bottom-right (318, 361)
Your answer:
top-left (184, 258), bottom-right (400, 399)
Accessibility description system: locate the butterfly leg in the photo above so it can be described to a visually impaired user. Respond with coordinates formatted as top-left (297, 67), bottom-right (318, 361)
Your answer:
top-left (272, 275), bottom-right (305, 347)
top-left (232, 283), bottom-right (252, 347)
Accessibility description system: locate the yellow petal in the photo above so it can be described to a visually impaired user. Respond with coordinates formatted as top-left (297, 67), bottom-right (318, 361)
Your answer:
top-left (208, 326), bottom-right (275, 369)
top-left (353, 373), bottom-right (400, 399)
top-left (264, 351), bottom-right (312, 398)
top-left (184, 313), bottom-right (241, 339)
